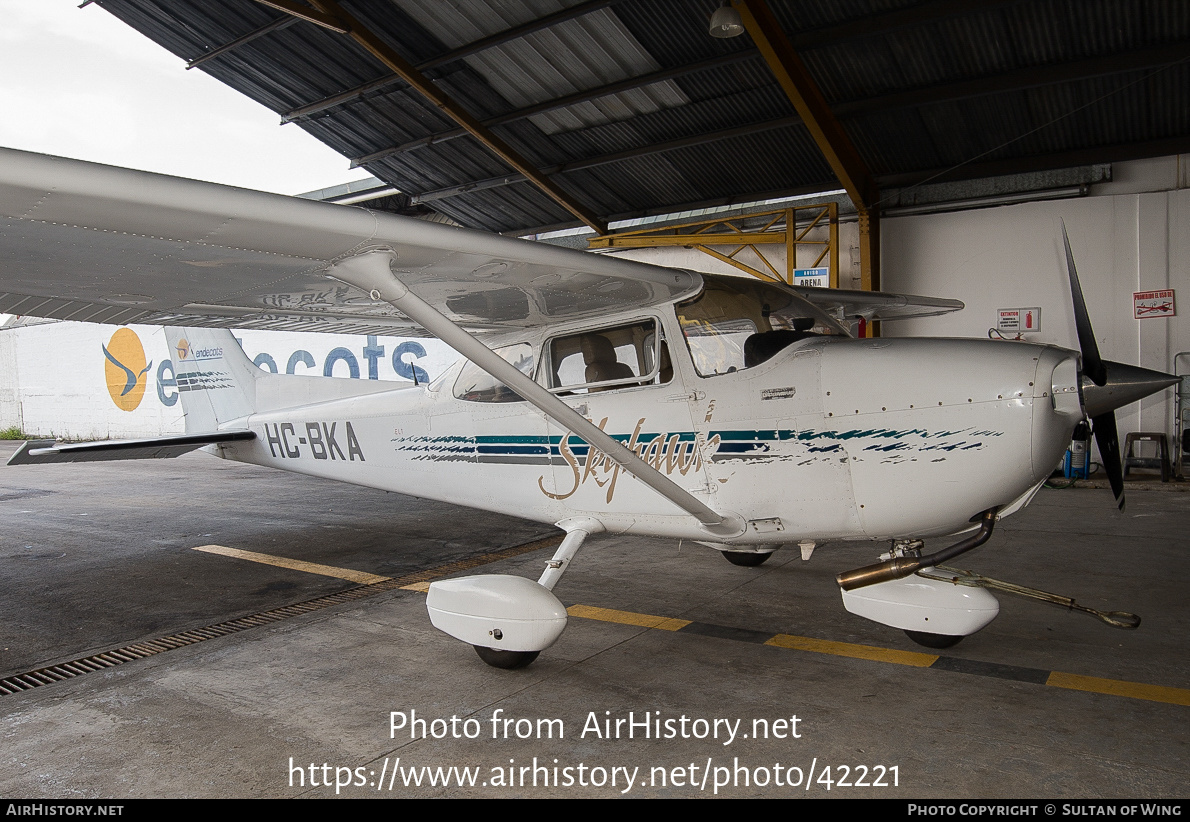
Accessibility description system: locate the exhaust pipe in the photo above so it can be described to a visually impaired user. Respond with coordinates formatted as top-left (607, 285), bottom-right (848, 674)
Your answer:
top-left (837, 509), bottom-right (997, 591)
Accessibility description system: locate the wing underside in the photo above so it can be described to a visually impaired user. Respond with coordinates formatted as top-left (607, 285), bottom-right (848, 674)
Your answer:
top-left (0, 149), bottom-right (960, 334)
top-left (0, 148), bottom-right (699, 335)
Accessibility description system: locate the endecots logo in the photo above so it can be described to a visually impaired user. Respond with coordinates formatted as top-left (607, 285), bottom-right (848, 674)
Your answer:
top-left (102, 328), bottom-right (152, 411)
top-left (175, 337), bottom-right (191, 361)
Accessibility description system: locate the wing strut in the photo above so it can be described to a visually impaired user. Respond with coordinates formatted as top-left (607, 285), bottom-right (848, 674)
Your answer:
top-left (329, 250), bottom-right (745, 539)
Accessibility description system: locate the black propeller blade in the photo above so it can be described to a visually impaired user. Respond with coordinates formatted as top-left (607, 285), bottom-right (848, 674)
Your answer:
top-left (1062, 221), bottom-right (1125, 510)
top-left (1063, 223), bottom-right (1107, 387)
top-left (1091, 410), bottom-right (1125, 510)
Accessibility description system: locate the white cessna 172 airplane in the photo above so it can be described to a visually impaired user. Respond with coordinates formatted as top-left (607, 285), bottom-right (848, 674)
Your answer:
top-left (0, 147), bottom-right (1176, 668)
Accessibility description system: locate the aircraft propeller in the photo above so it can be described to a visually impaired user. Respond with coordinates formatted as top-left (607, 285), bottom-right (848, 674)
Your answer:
top-left (1062, 222), bottom-right (1178, 511)
top-left (838, 226), bottom-right (1177, 598)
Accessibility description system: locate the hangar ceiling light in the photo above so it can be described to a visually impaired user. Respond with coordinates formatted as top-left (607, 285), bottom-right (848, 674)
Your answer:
top-left (709, 4), bottom-right (744, 39)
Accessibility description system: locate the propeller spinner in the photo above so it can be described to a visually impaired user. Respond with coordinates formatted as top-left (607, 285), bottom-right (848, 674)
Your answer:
top-left (1062, 222), bottom-right (1178, 510)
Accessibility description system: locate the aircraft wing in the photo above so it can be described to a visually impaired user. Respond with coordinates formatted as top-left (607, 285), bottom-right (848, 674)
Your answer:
top-left (0, 148), bottom-right (699, 335)
top-left (790, 284), bottom-right (963, 323)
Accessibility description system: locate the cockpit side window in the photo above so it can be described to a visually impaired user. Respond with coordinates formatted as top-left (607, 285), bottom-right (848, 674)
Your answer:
top-left (548, 319), bottom-right (668, 394)
top-left (676, 278), bottom-right (839, 376)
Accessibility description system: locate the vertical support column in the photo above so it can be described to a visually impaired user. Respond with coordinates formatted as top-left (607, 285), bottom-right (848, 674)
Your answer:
top-left (829, 201), bottom-right (840, 289)
top-left (785, 206), bottom-right (795, 285)
top-left (858, 208), bottom-right (881, 337)
top-left (734, 0), bottom-right (879, 318)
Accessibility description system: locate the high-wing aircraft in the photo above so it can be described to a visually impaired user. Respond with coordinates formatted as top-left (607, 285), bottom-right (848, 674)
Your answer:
top-left (0, 147), bottom-right (1176, 668)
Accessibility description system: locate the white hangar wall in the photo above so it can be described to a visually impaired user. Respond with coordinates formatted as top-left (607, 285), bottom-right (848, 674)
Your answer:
top-left (0, 324), bottom-right (182, 440)
top-left (0, 323), bottom-right (459, 440)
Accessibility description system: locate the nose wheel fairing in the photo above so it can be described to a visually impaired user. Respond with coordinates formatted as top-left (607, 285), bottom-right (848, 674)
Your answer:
top-left (426, 575), bottom-right (569, 653)
top-left (841, 573), bottom-right (1000, 640)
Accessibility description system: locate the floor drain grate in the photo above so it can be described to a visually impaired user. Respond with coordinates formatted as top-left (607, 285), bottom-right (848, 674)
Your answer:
top-left (0, 534), bottom-right (560, 696)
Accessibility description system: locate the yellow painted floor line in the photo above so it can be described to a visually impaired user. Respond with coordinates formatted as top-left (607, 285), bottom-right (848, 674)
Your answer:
top-left (389, 535), bottom-right (564, 589)
top-left (766, 633), bottom-right (939, 667)
top-left (1046, 671), bottom-right (1190, 707)
top-left (205, 542), bottom-right (1187, 709)
top-left (192, 544), bottom-right (391, 585)
top-left (568, 604), bottom-right (690, 631)
top-left (566, 603), bottom-right (1188, 706)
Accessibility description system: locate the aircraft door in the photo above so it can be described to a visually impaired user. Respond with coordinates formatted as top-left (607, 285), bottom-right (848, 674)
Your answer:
top-left (540, 318), bottom-right (705, 517)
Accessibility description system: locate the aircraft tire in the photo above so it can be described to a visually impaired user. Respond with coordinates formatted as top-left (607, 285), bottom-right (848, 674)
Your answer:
top-left (904, 630), bottom-right (963, 649)
top-left (473, 645), bottom-right (540, 669)
top-left (722, 550), bottom-right (773, 567)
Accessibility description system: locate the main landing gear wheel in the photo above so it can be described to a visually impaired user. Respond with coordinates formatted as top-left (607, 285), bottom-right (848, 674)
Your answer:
top-left (473, 645), bottom-right (540, 669)
top-left (904, 630), bottom-right (964, 649)
top-left (722, 551), bottom-right (773, 567)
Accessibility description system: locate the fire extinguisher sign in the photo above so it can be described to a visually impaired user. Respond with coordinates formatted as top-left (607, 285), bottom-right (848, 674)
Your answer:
top-left (1133, 289), bottom-right (1176, 319)
top-left (996, 307), bottom-right (1041, 333)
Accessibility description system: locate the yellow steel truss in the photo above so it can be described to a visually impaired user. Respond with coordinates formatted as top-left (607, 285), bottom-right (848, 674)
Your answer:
top-left (588, 203), bottom-right (839, 288)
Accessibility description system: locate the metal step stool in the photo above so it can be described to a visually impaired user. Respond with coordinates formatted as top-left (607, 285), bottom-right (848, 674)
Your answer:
top-left (1123, 432), bottom-right (1171, 482)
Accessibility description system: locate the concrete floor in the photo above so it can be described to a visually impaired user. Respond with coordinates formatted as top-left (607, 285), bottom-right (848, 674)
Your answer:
top-left (0, 441), bottom-right (1186, 798)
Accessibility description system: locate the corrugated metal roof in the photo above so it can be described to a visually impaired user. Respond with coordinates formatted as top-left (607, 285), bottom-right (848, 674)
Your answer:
top-left (94, 0), bottom-right (1190, 233)
top-left (397, 0), bottom-right (690, 135)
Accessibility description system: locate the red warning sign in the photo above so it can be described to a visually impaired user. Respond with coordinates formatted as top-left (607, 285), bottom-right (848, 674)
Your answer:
top-left (997, 308), bottom-right (1041, 333)
top-left (1133, 290), bottom-right (1175, 319)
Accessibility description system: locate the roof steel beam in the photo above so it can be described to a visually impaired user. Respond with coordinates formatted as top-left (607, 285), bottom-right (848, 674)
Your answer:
top-left (282, 0), bottom-right (1014, 125)
top-left (733, 0), bottom-right (877, 211)
top-left (416, 0), bottom-right (618, 71)
top-left (186, 16), bottom-right (298, 70)
top-left (300, 0), bottom-right (607, 233)
top-left (282, 73), bottom-right (404, 124)
top-left (835, 42), bottom-right (1190, 118)
top-left (349, 50), bottom-right (762, 167)
top-left (790, 0), bottom-right (1021, 50)
top-left (279, 0), bottom-right (622, 123)
top-left (877, 135), bottom-right (1190, 190)
top-left (485, 50), bottom-right (757, 126)
top-left (407, 116), bottom-right (802, 204)
top-left (732, 0), bottom-right (882, 308)
top-left (280, 0), bottom-right (1013, 125)
top-left (253, 0), bottom-right (347, 33)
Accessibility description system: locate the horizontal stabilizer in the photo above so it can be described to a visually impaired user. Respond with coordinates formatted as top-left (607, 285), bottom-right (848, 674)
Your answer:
top-left (6, 430), bottom-right (256, 465)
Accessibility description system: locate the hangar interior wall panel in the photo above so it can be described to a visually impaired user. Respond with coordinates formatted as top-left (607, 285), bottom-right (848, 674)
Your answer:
top-left (0, 330), bottom-right (20, 432)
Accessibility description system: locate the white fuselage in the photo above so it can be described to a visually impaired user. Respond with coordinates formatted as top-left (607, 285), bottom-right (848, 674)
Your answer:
top-left (213, 308), bottom-right (1083, 547)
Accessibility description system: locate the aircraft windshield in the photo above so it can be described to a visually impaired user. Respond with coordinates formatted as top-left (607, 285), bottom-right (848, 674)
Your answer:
top-left (676, 278), bottom-right (842, 377)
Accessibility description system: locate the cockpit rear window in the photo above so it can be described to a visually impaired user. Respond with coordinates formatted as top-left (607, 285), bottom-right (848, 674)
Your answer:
top-left (453, 343), bottom-right (536, 403)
